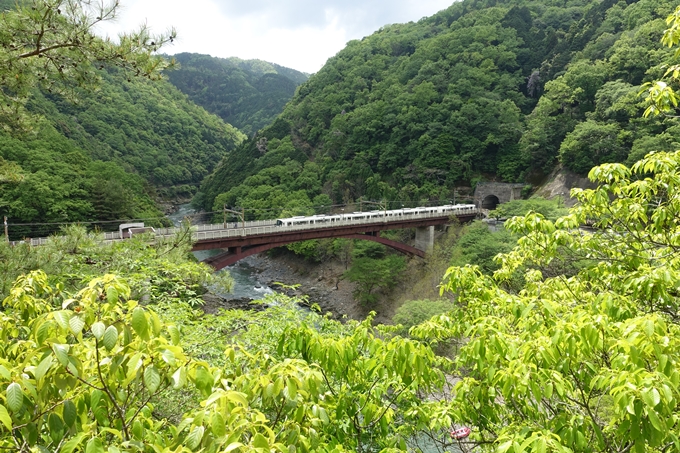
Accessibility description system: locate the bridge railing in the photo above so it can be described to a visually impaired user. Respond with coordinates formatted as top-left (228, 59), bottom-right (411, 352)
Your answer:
top-left (181, 207), bottom-right (478, 242)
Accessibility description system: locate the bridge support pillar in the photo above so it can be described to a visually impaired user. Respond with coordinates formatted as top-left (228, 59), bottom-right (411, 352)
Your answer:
top-left (415, 226), bottom-right (434, 252)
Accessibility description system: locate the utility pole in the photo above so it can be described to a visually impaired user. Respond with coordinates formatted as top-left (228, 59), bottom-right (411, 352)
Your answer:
top-left (3, 216), bottom-right (7, 243)
top-left (363, 200), bottom-right (388, 221)
top-left (222, 207), bottom-right (245, 229)
top-left (223, 205), bottom-right (227, 229)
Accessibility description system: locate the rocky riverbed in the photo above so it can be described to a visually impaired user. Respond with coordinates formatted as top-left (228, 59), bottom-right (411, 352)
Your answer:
top-left (200, 252), bottom-right (377, 321)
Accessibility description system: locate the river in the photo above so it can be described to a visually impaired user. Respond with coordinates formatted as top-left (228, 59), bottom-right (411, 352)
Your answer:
top-left (167, 203), bottom-right (273, 300)
top-left (166, 204), bottom-right (460, 452)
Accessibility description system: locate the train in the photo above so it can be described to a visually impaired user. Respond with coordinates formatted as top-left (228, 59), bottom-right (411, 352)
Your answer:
top-left (275, 204), bottom-right (476, 227)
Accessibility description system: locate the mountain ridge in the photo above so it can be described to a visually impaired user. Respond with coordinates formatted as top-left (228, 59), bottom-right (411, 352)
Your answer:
top-left (195, 0), bottom-right (680, 217)
top-left (165, 52), bottom-right (309, 135)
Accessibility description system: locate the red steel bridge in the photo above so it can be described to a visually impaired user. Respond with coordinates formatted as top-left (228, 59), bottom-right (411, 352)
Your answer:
top-left (181, 205), bottom-right (478, 270)
top-left (12, 205), bottom-right (479, 270)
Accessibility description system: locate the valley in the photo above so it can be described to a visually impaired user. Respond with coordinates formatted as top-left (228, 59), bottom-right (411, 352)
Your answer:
top-left (1, 0), bottom-right (680, 451)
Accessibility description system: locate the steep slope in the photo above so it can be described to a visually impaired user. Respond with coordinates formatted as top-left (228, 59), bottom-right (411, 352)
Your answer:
top-left (31, 67), bottom-right (245, 194)
top-left (166, 53), bottom-right (309, 136)
top-left (0, 67), bottom-right (245, 238)
top-left (196, 0), bottom-right (679, 217)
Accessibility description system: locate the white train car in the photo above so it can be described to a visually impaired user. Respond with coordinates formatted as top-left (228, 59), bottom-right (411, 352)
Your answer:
top-left (275, 204), bottom-right (476, 227)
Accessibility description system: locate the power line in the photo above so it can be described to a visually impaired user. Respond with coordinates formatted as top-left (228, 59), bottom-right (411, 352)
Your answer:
top-left (5, 199), bottom-right (473, 228)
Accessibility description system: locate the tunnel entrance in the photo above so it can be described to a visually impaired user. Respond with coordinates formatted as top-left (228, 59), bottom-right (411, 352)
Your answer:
top-left (481, 194), bottom-right (500, 210)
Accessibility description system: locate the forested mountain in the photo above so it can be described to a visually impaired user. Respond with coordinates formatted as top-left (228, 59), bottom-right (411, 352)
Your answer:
top-left (196, 0), bottom-right (680, 216)
top-left (165, 53), bottom-right (309, 135)
top-left (0, 67), bottom-right (245, 238)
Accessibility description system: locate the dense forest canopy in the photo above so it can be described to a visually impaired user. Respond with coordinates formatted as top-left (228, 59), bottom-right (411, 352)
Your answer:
top-left (165, 53), bottom-right (309, 136)
top-left (3, 134), bottom-right (680, 453)
top-left (3, 1), bottom-right (680, 452)
top-left (0, 69), bottom-right (245, 238)
top-left (196, 0), bottom-right (680, 218)
top-left (0, 1), bottom-right (247, 237)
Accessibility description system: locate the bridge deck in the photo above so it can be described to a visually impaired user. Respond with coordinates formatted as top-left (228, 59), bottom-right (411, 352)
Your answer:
top-left (10, 207), bottom-right (479, 253)
top-left (191, 211), bottom-right (476, 250)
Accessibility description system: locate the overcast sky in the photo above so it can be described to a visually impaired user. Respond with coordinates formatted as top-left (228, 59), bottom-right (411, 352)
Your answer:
top-left (96, 0), bottom-right (455, 74)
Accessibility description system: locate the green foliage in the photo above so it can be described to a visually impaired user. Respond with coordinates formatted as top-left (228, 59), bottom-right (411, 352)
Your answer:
top-left (166, 53), bottom-right (308, 135)
top-left (0, 0), bottom-right (175, 131)
top-left (641, 5), bottom-right (680, 117)
top-left (351, 240), bottom-right (387, 260)
top-left (0, 128), bottom-right (165, 237)
top-left (0, 225), bottom-right (453, 452)
top-left (0, 222), bottom-right (225, 301)
top-left (559, 120), bottom-right (628, 174)
top-left (32, 68), bottom-right (245, 190)
top-left (449, 221), bottom-right (517, 275)
top-left (198, 0), bottom-right (680, 210)
top-left (344, 255), bottom-right (406, 304)
top-left (392, 299), bottom-right (453, 332)
top-left (285, 240), bottom-right (321, 262)
top-left (0, 1), bottom-right (246, 229)
top-left (411, 150), bottom-right (680, 452)
top-left (207, 137), bottom-right (315, 220)
top-left (0, 271), bottom-right (192, 450)
top-left (490, 197), bottom-right (569, 221)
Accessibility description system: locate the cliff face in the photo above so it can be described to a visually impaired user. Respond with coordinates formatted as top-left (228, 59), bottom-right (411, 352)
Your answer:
top-left (533, 165), bottom-right (598, 207)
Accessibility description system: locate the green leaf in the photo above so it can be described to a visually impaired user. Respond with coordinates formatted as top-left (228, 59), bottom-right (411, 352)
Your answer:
top-left (253, 433), bottom-right (269, 449)
top-left (186, 426), bottom-right (205, 450)
top-left (102, 325), bottom-right (118, 351)
top-left (48, 413), bottom-right (64, 434)
top-left (106, 286), bottom-right (118, 304)
top-left (6, 383), bottom-right (23, 413)
top-left (172, 366), bottom-right (187, 389)
top-left (647, 408), bottom-right (665, 431)
top-left (224, 443), bottom-right (244, 452)
top-left (225, 392), bottom-right (248, 407)
top-left (61, 433), bottom-right (87, 453)
top-left (162, 349), bottom-right (176, 365)
top-left (286, 378), bottom-right (297, 399)
top-left (85, 437), bottom-right (104, 453)
top-left (0, 405), bottom-right (12, 431)
top-left (641, 388), bottom-right (661, 408)
top-left (34, 355), bottom-right (54, 384)
top-left (143, 366), bottom-right (161, 393)
top-left (91, 322), bottom-right (106, 340)
top-left (36, 320), bottom-right (52, 345)
top-left (24, 422), bottom-right (38, 445)
top-left (53, 310), bottom-right (72, 330)
top-left (69, 315), bottom-right (85, 335)
top-left (195, 367), bottom-right (213, 392)
top-left (168, 325), bottom-right (180, 345)
top-left (63, 400), bottom-right (76, 427)
top-left (149, 310), bottom-right (161, 336)
top-left (53, 344), bottom-right (70, 366)
top-left (132, 419), bottom-right (144, 440)
top-left (211, 412), bottom-right (226, 437)
top-left (131, 307), bottom-right (149, 339)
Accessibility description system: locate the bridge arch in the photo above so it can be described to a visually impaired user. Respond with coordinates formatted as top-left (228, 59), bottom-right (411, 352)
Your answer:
top-left (203, 233), bottom-right (425, 271)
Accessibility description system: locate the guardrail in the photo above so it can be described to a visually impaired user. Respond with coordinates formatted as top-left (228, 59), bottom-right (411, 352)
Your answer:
top-left (171, 207), bottom-right (479, 242)
top-left (9, 207), bottom-right (478, 246)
